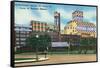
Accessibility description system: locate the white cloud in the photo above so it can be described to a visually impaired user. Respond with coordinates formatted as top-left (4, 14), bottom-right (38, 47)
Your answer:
top-left (15, 8), bottom-right (32, 25)
top-left (15, 7), bottom-right (54, 25)
top-left (56, 8), bottom-right (72, 20)
top-left (84, 10), bottom-right (96, 23)
top-left (84, 11), bottom-right (96, 18)
top-left (15, 5), bottom-right (96, 29)
top-left (36, 9), bottom-right (54, 24)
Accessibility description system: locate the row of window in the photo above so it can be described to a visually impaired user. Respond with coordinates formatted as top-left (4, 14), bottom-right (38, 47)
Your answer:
top-left (73, 14), bottom-right (83, 17)
top-left (65, 26), bottom-right (96, 31)
top-left (72, 30), bottom-right (76, 32)
top-left (32, 29), bottom-right (46, 32)
top-left (76, 26), bottom-right (96, 31)
top-left (15, 27), bottom-right (32, 30)
top-left (32, 28), bottom-right (46, 30)
top-left (16, 34), bottom-right (29, 37)
top-left (32, 26), bottom-right (47, 28)
top-left (15, 31), bottom-right (31, 33)
top-left (32, 24), bottom-right (47, 26)
top-left (32, 22), bottom-right (47, 25)
top-left (73, 11), bottom-right (83, 15)
top-left (16, 42), bottom-right (25, 44)
top-left (15, 29), bottom-right (32, 32)
top-left (65, 26), bottom-right (75, 29)
top-left (16, 38), bottom-right (26, 41)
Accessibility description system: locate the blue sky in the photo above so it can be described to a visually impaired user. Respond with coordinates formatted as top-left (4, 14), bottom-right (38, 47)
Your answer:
top-left (15, 2), bottom-right (96, 30)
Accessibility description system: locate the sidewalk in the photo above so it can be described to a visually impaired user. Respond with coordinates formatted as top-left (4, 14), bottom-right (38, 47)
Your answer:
top-left (15, 57), bottom-right (49, 63)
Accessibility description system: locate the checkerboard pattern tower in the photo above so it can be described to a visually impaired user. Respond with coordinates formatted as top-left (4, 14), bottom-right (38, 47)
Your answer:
top-left (72, 10), bottom-right (83, 22)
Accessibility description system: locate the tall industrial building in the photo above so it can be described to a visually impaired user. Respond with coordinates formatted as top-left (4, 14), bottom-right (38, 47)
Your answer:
top-left (72, 10), bottom-right (83, 22)
top-left (54, 11), bottom-right (60, 32)
top-left (54, 11), bottom-right (61, 41)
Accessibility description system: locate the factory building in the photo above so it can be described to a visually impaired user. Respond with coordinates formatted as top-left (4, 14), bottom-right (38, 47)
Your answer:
top-left (64, 10), bottom-right (96, 38)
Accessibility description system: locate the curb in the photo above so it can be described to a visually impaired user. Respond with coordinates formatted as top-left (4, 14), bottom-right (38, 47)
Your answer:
top-left (15, 58), bottom-right (49, 63)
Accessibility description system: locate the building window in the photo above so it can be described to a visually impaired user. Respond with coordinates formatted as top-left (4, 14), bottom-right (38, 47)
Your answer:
top-left (16, 38), bottom-right (19, 41)
top-left (41, 26), bottom-right (43, 28)
top-left (16, 34), bottom-right (19, 37)
top-left (20, 38), bottom-right (26, 41)
top-left (70, 27), bottom-right (72, 29)
top-left (16, 42), bottom-right (19, 44)
top-left (38, 26), bottom-right (40, 28)
top-left (67, 27), bottom-right (69, 29)
top-left (21, 42), bottom-right (25, 44)
top-left (73, 30), bottom-right (74, 32)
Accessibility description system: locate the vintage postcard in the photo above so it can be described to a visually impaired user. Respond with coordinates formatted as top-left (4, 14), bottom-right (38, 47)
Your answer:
top-left (11, 1), bottom-right (98, 67)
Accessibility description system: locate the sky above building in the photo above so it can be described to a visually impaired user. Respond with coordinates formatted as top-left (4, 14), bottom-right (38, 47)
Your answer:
top-left (15, 2), bottom-right (97, 30)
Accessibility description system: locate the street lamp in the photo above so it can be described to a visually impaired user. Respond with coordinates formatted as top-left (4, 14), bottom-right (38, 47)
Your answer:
top-left (36, 34), bottom-right (39, 38)
top-left (36, 34), bottom-right (39, 61)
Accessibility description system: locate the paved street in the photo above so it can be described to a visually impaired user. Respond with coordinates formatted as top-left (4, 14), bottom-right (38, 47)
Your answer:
top-left (15, 54), bottom-right (96, 67)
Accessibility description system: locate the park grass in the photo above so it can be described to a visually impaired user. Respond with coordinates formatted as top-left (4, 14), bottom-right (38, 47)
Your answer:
top-left (15, 51), bottom-right (96, 56)
top-left (15, 49), bottom-right (96, 59)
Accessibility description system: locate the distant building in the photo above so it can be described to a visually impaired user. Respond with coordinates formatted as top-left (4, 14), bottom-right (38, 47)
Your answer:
top-left (15, 24), bottom-right (32, 49)
top-left (64, 10), bottom-right (96, 38)
top-left (30, 20), bottom-right (60, 42)
top-left (61, 34), bottom-right (80, 46)
top-left (31, 20), bottom-right (47, 32)
top-left (64, 20), bottom-right (96, 38)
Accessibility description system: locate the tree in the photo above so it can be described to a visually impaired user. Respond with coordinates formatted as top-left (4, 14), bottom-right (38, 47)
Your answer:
top-left (26, 34), bottom-right (51, 61)
top-left (80, 38), bottom-right (88, 54)
top-left (80, 37), bottom-right (96, 54)
top-left (88, 38), bottom-right (96, 46)
top-left (41, 34), bottom-right (51, 58)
